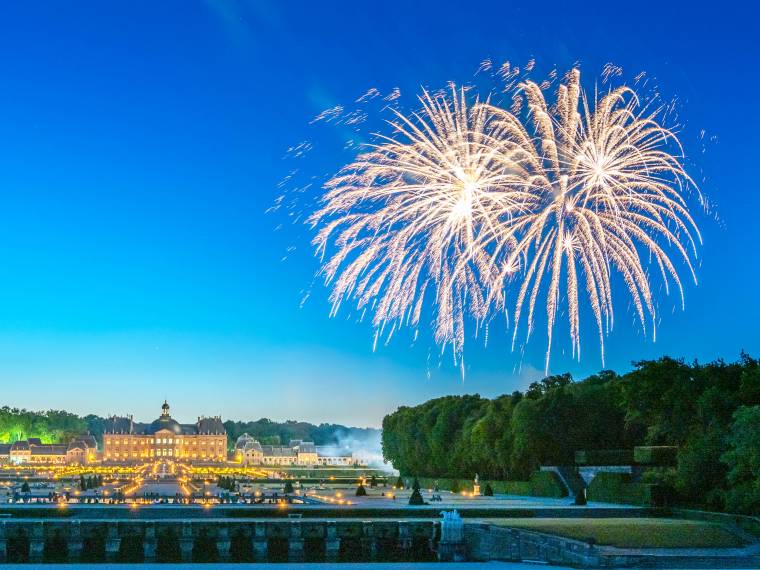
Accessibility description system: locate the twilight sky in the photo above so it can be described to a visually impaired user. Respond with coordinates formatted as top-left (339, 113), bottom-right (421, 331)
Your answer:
top-left (0, 1), bottom-right (757, 427)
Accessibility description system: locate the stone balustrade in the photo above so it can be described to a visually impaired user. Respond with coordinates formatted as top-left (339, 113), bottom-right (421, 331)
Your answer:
top-left (0, 519), bottom-right (439, 563)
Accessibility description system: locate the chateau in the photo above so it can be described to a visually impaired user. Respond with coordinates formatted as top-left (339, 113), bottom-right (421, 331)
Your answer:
top-left (103, 401), bottom-right (227, 463)
top-left (0, 401), bottom-right (366, 467)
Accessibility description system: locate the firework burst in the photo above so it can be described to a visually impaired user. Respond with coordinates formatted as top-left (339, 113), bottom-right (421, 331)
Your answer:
top-left (309, 67), bottom-right (701, 372)
top-left (310, 87), bottom-right (533, 360)
top-left (484, 68), bottom-right (700, 370)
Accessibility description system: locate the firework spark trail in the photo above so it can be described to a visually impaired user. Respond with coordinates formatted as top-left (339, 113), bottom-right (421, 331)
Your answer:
top-left (482, 68), bottom-right (701, 370)
top-left (309, 66), bottom-right (701, 372)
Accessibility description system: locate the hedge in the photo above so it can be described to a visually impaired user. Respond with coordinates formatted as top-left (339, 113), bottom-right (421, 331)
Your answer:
top-left (587, 472), bottom-right (657, 506)
top-left (575, 449), bottom-right (635, 466)
top-left (529, 471), bottom-right (567, 498)
top-left (634, 446), bottom-right (678, 466)
top-left (414, 474), bottom-right (557, 497)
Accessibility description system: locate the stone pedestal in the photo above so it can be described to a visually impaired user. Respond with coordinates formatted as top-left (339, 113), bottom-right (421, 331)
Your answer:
top-left (288, 523), bottom-right (304, 562)
top-left (217, 527), bottom-right (230, 561)
top-left (398, 521), bottom-right (412, 559)
top-left (179, 523), bottom-right (193, 562)
top-left (143, 525), bottom-right (157, 562)
top-left (252, 524), bottom-right (267, 562)
top-left (29, 524), bottom-right (45, 563)
top-left (105, 525), bottom-right (121, 562)
top-left (325, 523), bottom-right (340, 562)
top-left (0, 521), bottom-right (7, 563)
top-left (363, 522), bottom-right (379, 561)
top-left (437, 541), bottom-right (465, 562)
top-left (67, 522), bottom-right (83, 563)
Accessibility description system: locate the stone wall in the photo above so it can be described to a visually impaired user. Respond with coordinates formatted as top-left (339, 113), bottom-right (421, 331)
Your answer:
top-left (464, 522), bottom-right (760, 568)
top-left (0, 518), bottom-right (438, 563)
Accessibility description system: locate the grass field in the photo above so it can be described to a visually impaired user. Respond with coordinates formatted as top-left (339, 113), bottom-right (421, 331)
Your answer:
top-left (484, 517), bottom-right (747, 548)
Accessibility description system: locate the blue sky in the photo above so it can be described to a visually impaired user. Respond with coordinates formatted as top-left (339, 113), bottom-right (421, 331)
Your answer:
top-left (0, 1), bottom-right (757, 427)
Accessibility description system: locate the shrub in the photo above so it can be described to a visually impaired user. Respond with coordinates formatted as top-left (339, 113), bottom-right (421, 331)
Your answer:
top-left (634, 446), bottom-right (678, 466)
top-left (483, 483), bottom-right (494, 496)
top-left (408, 488), bottom-right (425, 505)
top-left (370, 475), bottom-right (377, 487)
top-left (575, 449), bottom-right (635, 466)
top-left (283, 481), bottom-right (294, 494)
top-left (529, 471), bottom-right (567, 498)
top-left (412, 477), bottom-right (420, 491)
top-left (355, 483), bottom-right (367, 496)
top-left (586, 472), bottom-right (656, 505)
top-left (449, 479), bottom-right (461, 493)
top-left (494, 480), bottom-right (532, 495)
top-left (394, 476), bottom-right (404, 489)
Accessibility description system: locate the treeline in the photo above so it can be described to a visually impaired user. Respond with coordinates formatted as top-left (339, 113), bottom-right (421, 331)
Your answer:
top-left (223, 418), bottom-right (378, 447)
top-left (382, 355), bottom-right (760, 514)
top-left (0, 407), bottom-right (94, 444)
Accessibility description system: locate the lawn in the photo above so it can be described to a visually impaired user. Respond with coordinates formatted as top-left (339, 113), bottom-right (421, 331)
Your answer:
top-left (483, 517), bottom-right (747, 548)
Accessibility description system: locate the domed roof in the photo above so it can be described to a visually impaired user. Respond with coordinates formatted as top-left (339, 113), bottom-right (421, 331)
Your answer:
top-left (146, 401), bottom-right (184, 435)
top-left (146, 416), bottom-right (183, 435)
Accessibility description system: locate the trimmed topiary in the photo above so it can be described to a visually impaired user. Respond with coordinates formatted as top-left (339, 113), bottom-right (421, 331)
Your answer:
top-left (634, 446), bottom-right (678, 466)
top-left (408, 488), bottom-right (425, 505)
top-left (356, 483), bottom-right (367, 496)
top-left (483, 483), bottom-right (494, 496)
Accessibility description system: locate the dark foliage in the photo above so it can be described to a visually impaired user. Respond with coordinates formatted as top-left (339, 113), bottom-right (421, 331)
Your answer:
top-left (381, 354), bottom-right (760, 514)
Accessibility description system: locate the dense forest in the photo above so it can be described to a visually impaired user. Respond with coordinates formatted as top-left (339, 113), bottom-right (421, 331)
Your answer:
top-left (382, 355), bottom-right (760, 514)
top-left (0, 408), bottom-right (378, 450)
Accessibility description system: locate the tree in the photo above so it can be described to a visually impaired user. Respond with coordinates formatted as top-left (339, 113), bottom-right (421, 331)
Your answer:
top-left (356, 483), bottom-right (367, 496)
top-left (721, 405), bottom-right (760, 514)
top-left (483, 483), bottom-right (494, 496)
top-left (412, 477), bottom-right (420, 491)
top-left (449, 479), bottom-right (460, 493)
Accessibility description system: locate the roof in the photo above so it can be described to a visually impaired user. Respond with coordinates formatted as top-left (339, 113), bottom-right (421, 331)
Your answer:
top-left (30, 445), bottom-right (67, 456)
top-left (11, 441), bottom-right (30, 451)
top-left (105, 405), bottom-right (226, 437)
top-left (261, 445), bottom-right (296, 457)
top-left (146, 417), bottom-right (184, 435)
top-left (104, 416), bottom-right (134, 434)
top-left (77, 434), bottom-right (98, 449)
top-left (197, 417), bottom-right (225, 435)
top-left (0, 444), bottom-right (11, 455)
top-left (296, 442), bottom-right (316, 454)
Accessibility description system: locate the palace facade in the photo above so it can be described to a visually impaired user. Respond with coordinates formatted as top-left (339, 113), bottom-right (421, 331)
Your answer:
top-left (103, 401), bottom-right (227, 463)
top-left (234, 434), bottom-right (363, 467)
top-left (0, 436), bottom-right (97, 465)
